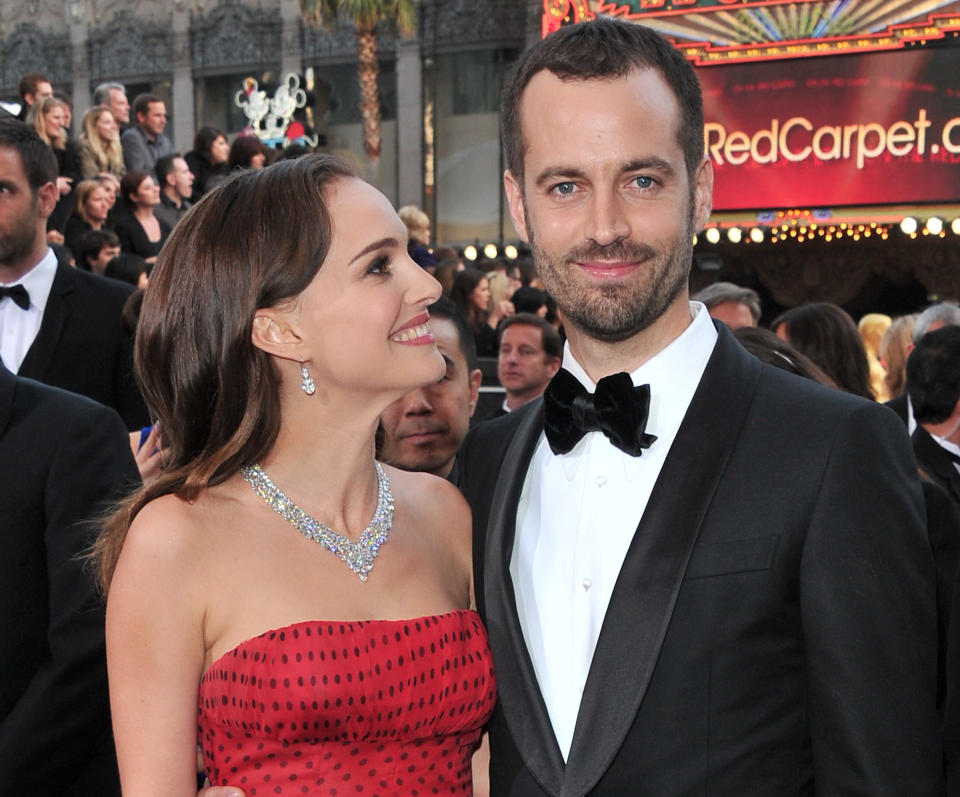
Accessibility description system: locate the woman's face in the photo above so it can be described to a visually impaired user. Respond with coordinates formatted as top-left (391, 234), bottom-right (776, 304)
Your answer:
top-left (43, 105), bottom-right (65, 140)
top-left (270, 177), bottom-right (444, 397)
top-left (100, 178), bottom-right (118, 208)
top-left (133, 176), bottom-right (161, 207)
top-left (95, 110), bottom-right (119, 142)
top-left (471, 278), bottom-right (491, 313)
top-left (211, 135), bottom-right (230, 164)
top-left (250, 152), bottom-right (266, 170)
top-left (85, 186), bottom-right (110, 224)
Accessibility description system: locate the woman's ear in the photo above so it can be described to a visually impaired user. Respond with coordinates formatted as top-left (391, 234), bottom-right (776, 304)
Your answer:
top-left (251, 309), bottom-right (303, 361)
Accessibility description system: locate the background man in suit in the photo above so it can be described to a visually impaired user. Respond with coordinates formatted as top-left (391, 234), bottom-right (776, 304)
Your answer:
top-left (379, 296), bottom-right (482, 482)
top-left (458, 17), bottom-right (942, 795)
top-left (496, 313), bottom-right (562, 414)
top-left (0, 363), bottom-right (139, 794)
top-left (0, 118), bottom-right (147, 429)
top-left (908, 325), bottom-right (960, 509)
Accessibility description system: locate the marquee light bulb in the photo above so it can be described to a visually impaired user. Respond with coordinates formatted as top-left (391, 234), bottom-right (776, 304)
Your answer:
top-left (900, 217), bottom-right (918, 235)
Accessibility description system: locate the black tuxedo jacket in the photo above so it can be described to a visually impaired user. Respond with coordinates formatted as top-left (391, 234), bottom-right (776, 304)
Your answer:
top-left (0, 365), bottom-right (139, 795)
top-left (459, 325), bottom-right (942, 796)
top-left (16, 262), bottom-right (148, 430)
top-left (915, 426), bottom-right (960, 509)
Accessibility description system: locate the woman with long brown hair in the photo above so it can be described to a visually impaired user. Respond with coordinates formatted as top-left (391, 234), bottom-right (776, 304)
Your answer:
top-left (97, 154), bottom-right (494, 795)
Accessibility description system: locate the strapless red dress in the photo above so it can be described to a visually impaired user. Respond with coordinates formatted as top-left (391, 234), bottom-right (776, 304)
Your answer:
top-left (198, 610), bottom-right (495, 796)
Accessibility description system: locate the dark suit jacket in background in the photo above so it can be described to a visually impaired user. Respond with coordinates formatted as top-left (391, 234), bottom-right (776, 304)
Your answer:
top-left (0, 365), bottom-right (139, 795)
top-left (16, 261), bottom-right (148, 430)
top-left (915, 426), bottom-right (960, 509)
top-left (459, 324), bottom-right (942, 796)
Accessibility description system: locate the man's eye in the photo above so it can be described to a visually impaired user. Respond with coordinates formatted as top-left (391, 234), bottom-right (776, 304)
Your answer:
top-left (552, 182), bottom-right (576, 196)
top-left (632, 175), bottom-right (656, 189)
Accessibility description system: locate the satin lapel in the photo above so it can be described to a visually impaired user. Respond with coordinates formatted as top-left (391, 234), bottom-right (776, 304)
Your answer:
top-left (484, 401), bottom-right (567, 795)
top-left (0, 366), bottom-right (16, 438)
top-left (17, 264), bottom-right (72, 382)
top-left (562, 326), bottom-right (762, 797)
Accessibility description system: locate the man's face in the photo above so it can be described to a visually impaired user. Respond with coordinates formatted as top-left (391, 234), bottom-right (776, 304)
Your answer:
top-left (708, 300), bottom-right (755, 330)
top-left (169, 157), bottom-right (194, 199)
top-left (90, 244), bottom-right (121, 274)
top-left (27, 81), bottom-right (53, 108)
top-left (504, 68), bottom-right (713, 345)
top-left (0, 147), bottom-right (54, 274)
top-left (108, 88), bottom-right (130, 124)
top-left (379, 317), bottom-right (481, 478)
top-left (139, 101), bottom-right (167, 137)
top-left (498, 323), bottom-right (560, 406)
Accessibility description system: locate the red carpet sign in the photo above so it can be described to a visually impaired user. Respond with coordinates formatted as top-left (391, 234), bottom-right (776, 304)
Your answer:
top-left (698, 48), bottom-right (960, 210)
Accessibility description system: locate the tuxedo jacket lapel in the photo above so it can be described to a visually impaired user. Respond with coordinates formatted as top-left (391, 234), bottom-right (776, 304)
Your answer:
top-left (0, 366), bottom-right (16, 438)
top-left (484, 401), bottom-right (567, 794)
top-left (913, 426), bottom-right (960, 505)
top-left (17, 264), bottom-right (72, 382)
top-left (562, 326), bottom-right (762, 797)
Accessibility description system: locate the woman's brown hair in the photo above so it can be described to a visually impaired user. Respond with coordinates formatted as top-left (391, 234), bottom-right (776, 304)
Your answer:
top-left (94, 154), bottom-right (355, 591)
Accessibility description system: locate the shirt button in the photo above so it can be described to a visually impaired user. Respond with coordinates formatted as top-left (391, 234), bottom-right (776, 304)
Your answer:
top-left (582, 578), bottom-right (592, 591)
top-left (596, 475), bottom-right (607, 487)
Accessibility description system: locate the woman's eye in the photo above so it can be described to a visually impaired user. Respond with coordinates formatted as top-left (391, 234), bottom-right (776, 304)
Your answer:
top-left (367, 255), bottom-right (390, 275)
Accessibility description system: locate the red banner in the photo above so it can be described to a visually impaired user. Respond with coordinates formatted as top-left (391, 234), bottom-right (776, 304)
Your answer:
top-left (698, 47), bottom-right (960, 210)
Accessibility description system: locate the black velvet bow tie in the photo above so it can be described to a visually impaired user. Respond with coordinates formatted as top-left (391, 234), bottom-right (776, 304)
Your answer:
top-left (0, 284), bottom-right (29, 310)
top-left (543, 368), bottom-right (657, 456)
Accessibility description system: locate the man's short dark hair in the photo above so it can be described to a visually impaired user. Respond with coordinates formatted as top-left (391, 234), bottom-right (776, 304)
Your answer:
top-left (428, 295), bottom-right (478, 372)
top-left (501, 16), bottom-right (704, 185)
top-left (0, 117), bottom-right (58, 192)
top-left (18, 72), bottom-right (49, 102)
top-left (92, 82), bottom-right (125, 107)
top-left (908, 326), bottom-right (960, 425)
top-left (78, 228), bottom-right (121, 269)
top-left (693, 281), bottom-right (761, 323)
top-left (155, 153), bottom-right (182, 186)
top-left (132, 92), bottom-right (163, 120)
top-left (498, 312), bottom-right (563, 361)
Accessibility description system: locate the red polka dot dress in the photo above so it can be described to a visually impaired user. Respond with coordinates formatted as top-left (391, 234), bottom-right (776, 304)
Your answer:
top-left (198, 610), bottom-right (496, 796)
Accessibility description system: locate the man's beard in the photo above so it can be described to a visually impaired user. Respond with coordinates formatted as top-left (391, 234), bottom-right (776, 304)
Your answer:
top-left (0, 200), bottom-right (40, 269)
top-left (529, 213), bottom-right (695, 344)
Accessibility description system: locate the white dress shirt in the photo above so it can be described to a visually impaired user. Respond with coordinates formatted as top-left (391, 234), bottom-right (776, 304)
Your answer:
top-left (509, 302), bottom-right (718, 760)
top-left (0, 248), bottom-right (57, 373)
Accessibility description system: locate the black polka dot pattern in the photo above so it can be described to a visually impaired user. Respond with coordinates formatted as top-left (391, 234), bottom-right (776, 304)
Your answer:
top-left (198, 610), bottom-right (495, 795)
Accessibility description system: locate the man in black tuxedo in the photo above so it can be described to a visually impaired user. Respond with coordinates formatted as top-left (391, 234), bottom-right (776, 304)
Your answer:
top-left (0, 362), bottom-right (139, 794)
top-left (908, 326), bottom-right (960, 509)
top-left (457, 18), bottom-right (942, 795)
top-left (0, 117), bottom-right (147, 429)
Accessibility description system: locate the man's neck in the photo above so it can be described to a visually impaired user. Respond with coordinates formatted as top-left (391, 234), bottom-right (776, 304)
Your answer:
top-left (565, 295), bottom-right (693, 382)
top-left (162, 188), bottom-right (182, 208)
top-left (0, 240), bottom-right (50, 283)
top-left (505, 390), bottom-right (538, 411)
top-left (923, 415), bottom-right (960, 447)
top-left (139, 125), bottom-right (156, 142)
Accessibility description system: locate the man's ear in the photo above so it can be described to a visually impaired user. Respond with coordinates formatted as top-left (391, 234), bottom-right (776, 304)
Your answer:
top-left (467, 367), bottom-right (482, 418)
top-left (691, 157), bottom-right (714, 233)
top-left (546, 357), bottom-right (561, 379)
top-left (251, 310), bottom-right (302, 361)
top-left (35, 182), bottom-right (58, 221)
top-left (503, 170), bottom-right (529, 243)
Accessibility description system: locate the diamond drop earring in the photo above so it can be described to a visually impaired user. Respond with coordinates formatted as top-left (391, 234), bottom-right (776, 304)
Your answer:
top-left (300, 362), bottom-right (316, 395)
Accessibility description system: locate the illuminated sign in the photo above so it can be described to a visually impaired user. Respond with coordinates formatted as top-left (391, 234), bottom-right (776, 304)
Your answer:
top-left (700, 48), bottom-right (960, 210)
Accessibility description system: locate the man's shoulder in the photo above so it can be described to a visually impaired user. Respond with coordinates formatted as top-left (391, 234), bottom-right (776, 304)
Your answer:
top-left (4, 369), bottom-right (126, 438)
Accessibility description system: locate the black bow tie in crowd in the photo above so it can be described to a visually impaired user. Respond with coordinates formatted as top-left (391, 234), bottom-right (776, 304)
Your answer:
top-left (543, 368), bottom-right (657, 456)
top-left (0, 284), bottom-right (29, 310)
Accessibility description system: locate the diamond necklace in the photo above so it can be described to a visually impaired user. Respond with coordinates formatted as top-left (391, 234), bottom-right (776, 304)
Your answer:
top-left (240, 461), bottom-right (395, 582)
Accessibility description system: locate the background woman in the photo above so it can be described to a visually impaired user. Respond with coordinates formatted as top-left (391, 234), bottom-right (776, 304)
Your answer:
top-left (29, 96), bottom-right (78, 233)
top-left (451, 266), bottom-right (513, 356)
top-left (63, 179), bottom-right (112, 262)
top-left (228, 134), bottom-right (267, 171)
top-left (185, 126), bottom-right (230, 202)
top-left (97, 155), bottom-right (494, 796)
top-left (113, 170), bottom-right (170, 263)
top-left (772, 302), bottom-right (874, 400)
top-left (78, 105), bottom-right (125, 179)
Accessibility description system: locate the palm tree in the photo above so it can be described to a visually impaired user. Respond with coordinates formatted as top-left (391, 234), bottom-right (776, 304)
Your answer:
top-left (301, 0), bottom-right (415, 160)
